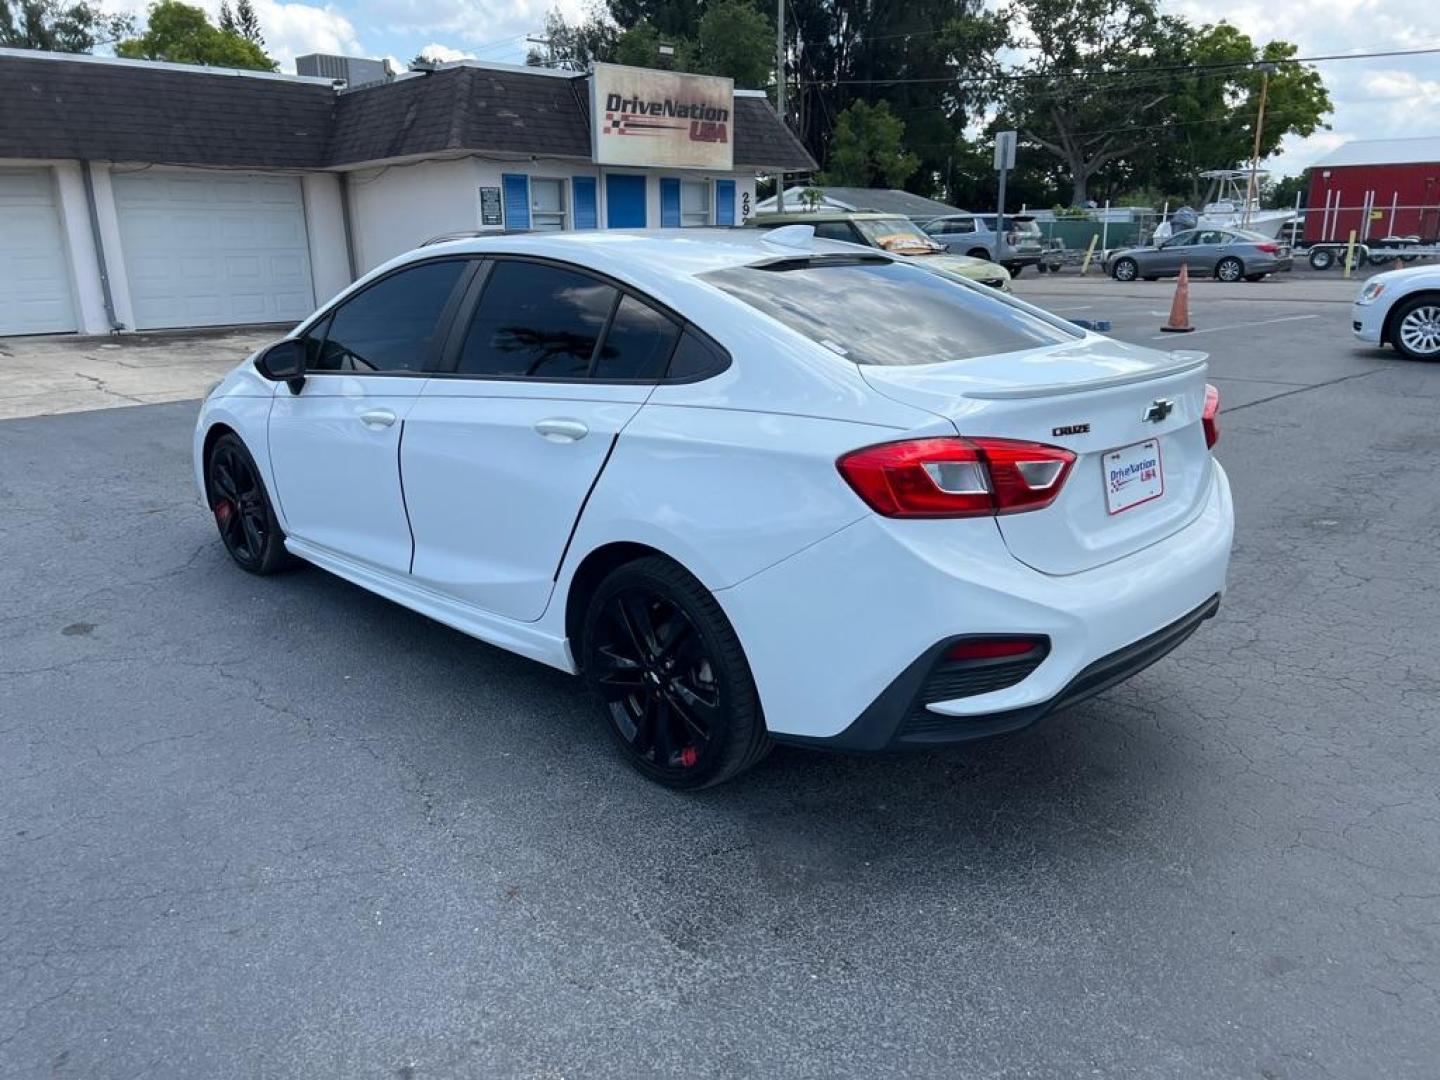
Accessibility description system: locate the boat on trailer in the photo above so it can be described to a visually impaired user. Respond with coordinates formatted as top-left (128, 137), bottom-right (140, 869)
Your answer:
top-left (1196, 169), bottom-right (1297, 238)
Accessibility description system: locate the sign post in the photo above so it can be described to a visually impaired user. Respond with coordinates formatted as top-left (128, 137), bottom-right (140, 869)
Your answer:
top-left (994, 129), bottom-right (1016, 264)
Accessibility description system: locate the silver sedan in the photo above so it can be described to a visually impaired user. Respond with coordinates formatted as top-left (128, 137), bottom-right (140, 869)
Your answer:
top-left (1107, 228), bottom-right (1294, 283)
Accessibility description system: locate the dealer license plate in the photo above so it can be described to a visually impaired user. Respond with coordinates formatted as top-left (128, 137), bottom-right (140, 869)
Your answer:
top-left (1103, 438), bottom-right (1164, 514)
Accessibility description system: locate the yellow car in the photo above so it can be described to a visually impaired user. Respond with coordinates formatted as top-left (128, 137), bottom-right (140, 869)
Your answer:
top-left (750, 210), bottom-right (1012, 291)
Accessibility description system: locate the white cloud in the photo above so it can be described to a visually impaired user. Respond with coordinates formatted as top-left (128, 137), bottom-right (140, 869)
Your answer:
top-left (1361, 69), bottom-right (1440, 103)
top-left (255, 1), bottom-right (366, 68)
top-left (413, 42), bottom-right (475, 62)
top-left (361, 0), bottom-right (584, 50)
top-left (109, 0), bottom-right (368, 70)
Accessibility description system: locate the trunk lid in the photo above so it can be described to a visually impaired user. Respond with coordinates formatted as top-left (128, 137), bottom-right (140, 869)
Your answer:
top-left (861, 339), bottom-right (1214, 575)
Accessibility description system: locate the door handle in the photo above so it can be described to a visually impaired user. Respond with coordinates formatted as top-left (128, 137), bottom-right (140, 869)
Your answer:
top-left (534, 418), bottom-right (589, 443)
top-left (359, 408), bottom-right (397, 428)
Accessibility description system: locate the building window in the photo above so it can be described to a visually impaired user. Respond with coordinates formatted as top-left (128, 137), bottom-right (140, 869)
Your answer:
top-left (680, 180), bottom-right (711, 227)
top-left (531, 178), bottom-right (566, 231)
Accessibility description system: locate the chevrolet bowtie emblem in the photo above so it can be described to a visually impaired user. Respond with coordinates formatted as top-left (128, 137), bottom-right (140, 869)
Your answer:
top-left (1143, 398), bottom-right (1175, 423)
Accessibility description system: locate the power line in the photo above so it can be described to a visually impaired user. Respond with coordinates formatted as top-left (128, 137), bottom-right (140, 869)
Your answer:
top-left (799, 44), bottom-right (1440, 87)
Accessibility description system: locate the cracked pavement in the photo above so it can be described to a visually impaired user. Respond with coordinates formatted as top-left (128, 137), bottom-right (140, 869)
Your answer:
top-left (1, 294), bottom-right (1438, 1078)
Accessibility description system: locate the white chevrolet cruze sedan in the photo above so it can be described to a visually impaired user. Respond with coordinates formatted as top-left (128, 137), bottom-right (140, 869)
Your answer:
top-left (195, 228), bottom-right (1233, 788)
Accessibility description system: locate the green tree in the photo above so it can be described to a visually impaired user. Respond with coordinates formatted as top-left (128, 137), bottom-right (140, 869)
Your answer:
top-left (817, 100), bottom-right (919, 189)
top-left (525, 5), bottom-right (619, 69)
top-left (234, 0), bottom-right (261, 45)
top-left (783, 0), bottom-right (1006, 198)
top-left (1264, 172), bottom-right (1308, 210)
top-left (606, 0), bottom-right (701, 40)
top-left (1139, 26), bottom-right (1330, 201)
top-left (0, 0), bottom-right (133, 52)
top-left (994, 0), bottom-right (1331, 204)
top-left (679, 0), bottom-right (771, 86)
top-left (217, 0), bottom-right (234, 33)
top-left (116, 0), bottom-right (275, 70)
top-left (613, 20), bottom-right (668, 68)
top-left (993, 0), bottom-right (1182, 205)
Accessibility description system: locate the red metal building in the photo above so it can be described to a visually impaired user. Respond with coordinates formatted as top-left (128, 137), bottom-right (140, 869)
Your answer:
top-left (1304, 137), bottom-right (1440, 243)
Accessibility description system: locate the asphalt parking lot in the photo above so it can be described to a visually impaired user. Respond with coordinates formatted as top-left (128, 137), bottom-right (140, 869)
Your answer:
top-left (3, 278), bottom-right (1439, 1078)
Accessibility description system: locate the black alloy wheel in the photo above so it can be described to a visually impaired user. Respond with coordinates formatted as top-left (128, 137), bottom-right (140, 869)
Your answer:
top-left (206, 433), bottom-right (289, 574)
top-left (581, 557), bottom-right (769, 789)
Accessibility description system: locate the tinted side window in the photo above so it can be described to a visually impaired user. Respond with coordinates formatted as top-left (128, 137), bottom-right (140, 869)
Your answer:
top-left (458, 261), bottom-right (617, 378)
top-left (312, 261), bottom-right (467, 373)
top-left (812, 221), bottom-right (860, 243)
top-left (592, 295), bottom-right (680, 380)
top-left (665, 329), bottom-right (728, 380)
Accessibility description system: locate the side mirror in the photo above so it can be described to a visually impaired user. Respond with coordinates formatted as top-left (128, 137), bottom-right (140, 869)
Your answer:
top-left (256, 339), bottom-right (306, 391)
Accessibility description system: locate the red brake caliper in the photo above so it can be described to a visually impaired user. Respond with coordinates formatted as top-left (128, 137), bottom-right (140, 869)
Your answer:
top-left (213, 501), bottom-right (232, 522)
top-left (679, 746), bottom-right (698, 768)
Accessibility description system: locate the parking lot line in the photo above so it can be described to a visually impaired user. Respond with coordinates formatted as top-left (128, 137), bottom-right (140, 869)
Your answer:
top-left (1148, 313), bottom-right (1320, 340)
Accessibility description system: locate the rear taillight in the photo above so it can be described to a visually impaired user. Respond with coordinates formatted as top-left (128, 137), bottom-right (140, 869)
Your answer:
top-left (1203, 383), bottom-right (1220, 449)
top-left (1255, 243), bottom-right (1278, 254)
top-left (837, 437), bottom-right (1076, 519)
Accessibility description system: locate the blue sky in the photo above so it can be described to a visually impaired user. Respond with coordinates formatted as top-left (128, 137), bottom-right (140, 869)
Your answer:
top-left (110, 0), bottom-right (1440, 178)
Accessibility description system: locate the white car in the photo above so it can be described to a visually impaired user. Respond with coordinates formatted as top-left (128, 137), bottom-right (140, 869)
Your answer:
top-left (195, 229), bottom-right (1233, 789)
top-left (1353, 264), bottom-right (1440, 360)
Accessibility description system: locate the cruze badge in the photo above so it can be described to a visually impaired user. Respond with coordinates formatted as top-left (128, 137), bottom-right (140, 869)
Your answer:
top-left (1051, 423), bottom-right (1091, 437)
top-left (1142, 398), bottom-right (1175, 423)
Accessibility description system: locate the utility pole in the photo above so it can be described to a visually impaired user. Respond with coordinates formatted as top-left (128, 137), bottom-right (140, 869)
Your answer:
top-left (775, 0), bottom-right (785, 211)
top-left (1244, 62), bottom-right (1278, 228)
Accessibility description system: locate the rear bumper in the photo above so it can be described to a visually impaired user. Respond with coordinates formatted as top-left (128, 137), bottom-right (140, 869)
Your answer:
top-left (776, 594), bottom-right (1220, 751)
top-left (720, 462), bottom-right (1233, 746)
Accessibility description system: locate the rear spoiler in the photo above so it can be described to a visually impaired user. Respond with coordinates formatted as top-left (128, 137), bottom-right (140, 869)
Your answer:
top-left (962, 351), bottom-right (1208, 400)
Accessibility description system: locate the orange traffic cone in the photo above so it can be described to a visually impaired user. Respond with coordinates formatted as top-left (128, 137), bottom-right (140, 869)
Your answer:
top-left (1160, 262), bottom-right (1195, 333)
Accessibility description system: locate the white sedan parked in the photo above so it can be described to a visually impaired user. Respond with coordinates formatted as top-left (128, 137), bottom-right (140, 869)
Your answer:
top-left (1352, 263), bottom-right (1440, 360)
top-left (195, 229), bottom-right (1233, 788)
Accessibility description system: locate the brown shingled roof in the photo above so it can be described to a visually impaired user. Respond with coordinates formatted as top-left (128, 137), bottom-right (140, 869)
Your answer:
top-left (0, 51), bottom-right (817, 173)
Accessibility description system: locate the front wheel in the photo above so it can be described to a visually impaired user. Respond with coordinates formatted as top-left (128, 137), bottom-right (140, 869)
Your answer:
top-left (580, 557), bottom-right (770, 789)
top-left (1391, 296), bottom-right (1440, 361)
top-left (205, 432), bottom-right (290, 574)
top-left (1111, 257), bottom-right (1138, 282)
top-left (1216, 257), bottom-right (1244, 282)
top-left (1309, 247), bottom-right (1335, 271)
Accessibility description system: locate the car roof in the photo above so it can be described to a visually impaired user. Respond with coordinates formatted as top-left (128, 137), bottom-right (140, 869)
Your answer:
top-left (372, 228), bottom-right (879, 323)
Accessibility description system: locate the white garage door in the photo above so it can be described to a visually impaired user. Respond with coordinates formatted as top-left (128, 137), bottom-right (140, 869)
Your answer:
top-left (113, 171), bottom-right (315, 330)
top-left (0, 168), bottom-right (77, 336)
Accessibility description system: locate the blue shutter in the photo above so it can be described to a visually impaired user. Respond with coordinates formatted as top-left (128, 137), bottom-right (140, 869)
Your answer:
top-left (572, 177), bottom-right (598, 229)
top-left (502, 173), bottom-right (530, 230)
top-left (715, 179), bottom-right (736, 226)
top-left (660, 177), bottom-right (681, 228)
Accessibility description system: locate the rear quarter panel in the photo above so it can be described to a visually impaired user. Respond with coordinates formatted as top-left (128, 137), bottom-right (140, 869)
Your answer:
top-left (557, 404), bottom-right (903, 596)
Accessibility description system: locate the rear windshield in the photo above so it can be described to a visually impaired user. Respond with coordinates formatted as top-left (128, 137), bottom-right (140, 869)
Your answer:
top-left (702, 258), bottom-right (1078, 366)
